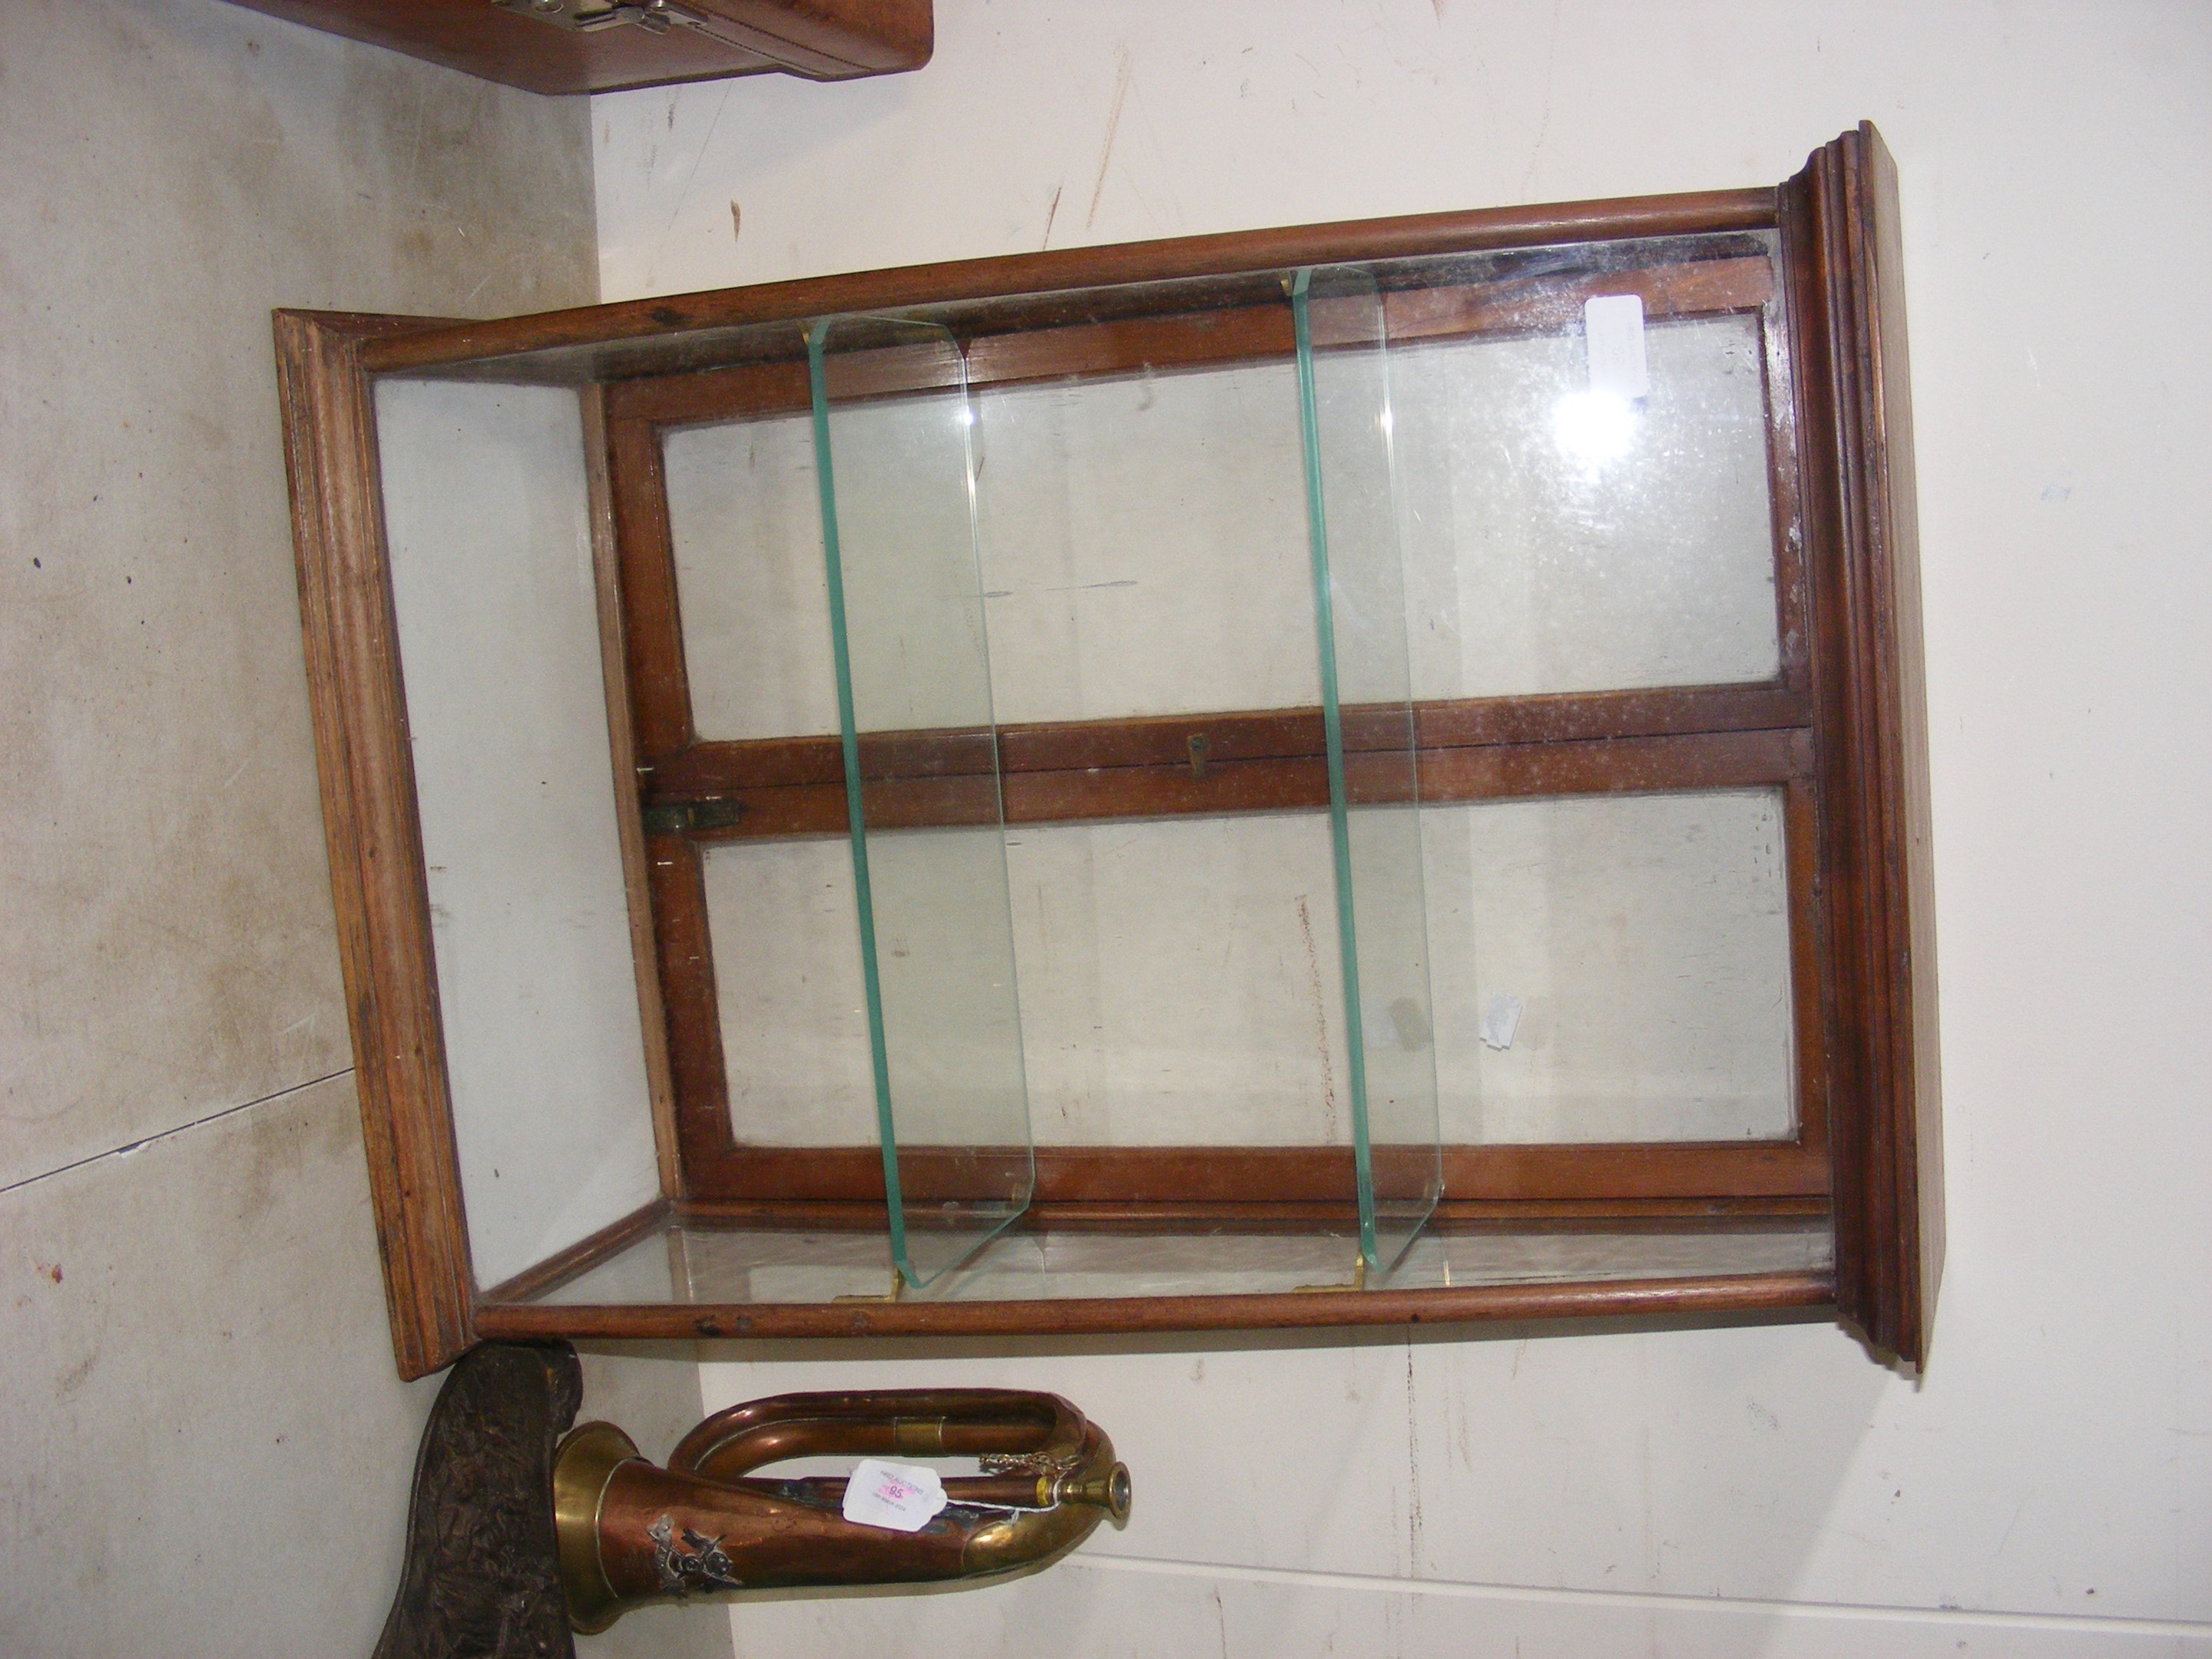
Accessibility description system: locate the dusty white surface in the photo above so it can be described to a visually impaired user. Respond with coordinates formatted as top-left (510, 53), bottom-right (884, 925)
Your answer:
top-left (1394, 312), bottom-right (1781, 700)
top-left (0, 6), bottom-right (720, 1654)
top-left (973, 361), bottom-right (1320, 723)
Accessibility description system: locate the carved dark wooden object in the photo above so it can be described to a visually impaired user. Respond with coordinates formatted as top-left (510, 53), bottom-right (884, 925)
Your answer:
top-left (372, 1342), bottom-right (582, 1659)
top-left (221, 0), bottom-right (933, 96)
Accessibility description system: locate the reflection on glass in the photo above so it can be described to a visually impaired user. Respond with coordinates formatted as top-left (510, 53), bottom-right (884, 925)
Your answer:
top-left (1294, 267), bottom-right (1442, 1275)
top-left (1550, 389), bottom-right (1641, 469)
top-left (1393, 305), bottom-right (1780, 698)
top-left (808, 317), bottom-right (1033, 1288)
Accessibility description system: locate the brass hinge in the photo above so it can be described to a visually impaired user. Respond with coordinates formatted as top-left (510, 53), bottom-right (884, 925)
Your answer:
top-left (834, 1271), bottom-right (907, 1304)
top-left (1293, 1255), bottom-right (1367, 1294)
top-left (640, 798), bottom-right (747, 836)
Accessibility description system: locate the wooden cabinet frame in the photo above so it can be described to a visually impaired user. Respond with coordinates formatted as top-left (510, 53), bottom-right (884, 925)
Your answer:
top-left (277, 124), bottom-right (1938, 1379)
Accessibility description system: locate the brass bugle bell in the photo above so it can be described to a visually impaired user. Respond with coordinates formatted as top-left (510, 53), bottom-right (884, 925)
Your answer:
top-left (551, 1387), bottom-right (1132, 1632)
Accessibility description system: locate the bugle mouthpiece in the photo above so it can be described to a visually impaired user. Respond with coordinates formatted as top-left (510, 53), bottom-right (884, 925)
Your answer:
top-left (1055, 1461), bottom-right (1133, 1523)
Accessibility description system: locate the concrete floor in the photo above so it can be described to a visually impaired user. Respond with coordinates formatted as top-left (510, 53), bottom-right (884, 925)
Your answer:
top-left (0, 3), bottom-right (723, 1653)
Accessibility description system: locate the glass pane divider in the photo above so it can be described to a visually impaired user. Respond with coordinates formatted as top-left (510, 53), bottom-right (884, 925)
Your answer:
top-left (1292, 268), bottom-right (1382, 1270)
top-left (1294, 266), bottom-right (1444, 1277)
top-left (806, 320), bottom-right (910, 1283)
top-left (806, 316), bottom-right (1034, 1290)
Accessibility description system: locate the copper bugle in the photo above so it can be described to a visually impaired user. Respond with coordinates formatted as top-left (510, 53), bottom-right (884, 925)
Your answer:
top-left (551, 1388), bottom-right (1132, 1632)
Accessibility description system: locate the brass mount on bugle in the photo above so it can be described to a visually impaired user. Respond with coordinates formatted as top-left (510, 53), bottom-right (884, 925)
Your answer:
top-left (551, 1387), bottom-right (1133, 1631)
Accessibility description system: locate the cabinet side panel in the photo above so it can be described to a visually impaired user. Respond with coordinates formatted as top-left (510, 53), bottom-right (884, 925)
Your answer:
top-left (273, 311), bottom-right (474, 1379)
top-left (1862, 124), bottom-right (1944, 1360)
top-left (375, 377), bottom-right (664, 1293)
top-left (1786, 127), bottom-right (1939, 1366)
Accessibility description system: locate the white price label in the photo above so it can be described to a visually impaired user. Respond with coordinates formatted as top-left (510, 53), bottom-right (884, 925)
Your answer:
top-left (1584, 293), bottom-right (1650, 399)
top-left (842, 1459), bottom-right (949, 1532)
top-left (1479, 992), bottom-right (1525, 1051)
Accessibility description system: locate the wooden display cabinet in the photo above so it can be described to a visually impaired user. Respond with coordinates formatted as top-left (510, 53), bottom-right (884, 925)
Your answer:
top-left (277, 123), bottom-right (1939, 1380)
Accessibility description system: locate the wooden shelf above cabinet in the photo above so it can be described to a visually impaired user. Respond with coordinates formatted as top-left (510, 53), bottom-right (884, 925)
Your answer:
top-left (224, 0), bottom-right (932, 95)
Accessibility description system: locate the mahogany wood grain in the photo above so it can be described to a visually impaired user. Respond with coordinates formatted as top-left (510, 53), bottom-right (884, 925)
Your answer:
top-left (1762, 260), bottom-right (1814, 694)
top-left (665, 1197), bottom-right (1830, 1231)
top-left (635, 687), bottom-right (1815, 836)
top-left (587, 253), bottom-right (1777, 429)
top-left (1782, 123), bottom-right (1942, 1367)
top-left (1416, 727), bottom-right (1809, 806)
top-left (1382, 252), bottom-right (1772, 343)
top-left (644, 833), bottom-right (738, 1172)
top-left (605, 409), bottom-right (694, 758)
top-left (1409, 683), bottom-right (1810, 750)
top-left (473, 1269), bottom-right (1836, 1340)
top-left (680, 1141), bottom-right (1826, 1207)
top-left (965, 303), bottom-right (1293, 392)
top-left (477, 1197), bottom-right (671, 1305)
top-left (1783, 780), bottom-right (1833, 1161)
top-left (358, 191), bottom-right (1778, 377)
top-left (223, 0), bottom-right (931, 96)
top-left (1869, 129), bottom-right (1945, 1370)
top-left (648, 725), bottom-right (1812, 839)
top-left (274, 310), bottom-right (478, 1381)
top-left (639, 683), bottom-right (1810, 796)
top-left (607, 358), bottom-right (813, 430)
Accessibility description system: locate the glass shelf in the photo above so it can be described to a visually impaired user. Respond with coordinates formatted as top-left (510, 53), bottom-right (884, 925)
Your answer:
top-left (517, 1214), bottom-right (1833, 1309)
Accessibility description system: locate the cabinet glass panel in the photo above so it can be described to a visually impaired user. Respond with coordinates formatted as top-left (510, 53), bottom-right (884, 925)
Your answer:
top-left (1388, 233), bottom-right (1785, 701)
top-left (1427, 788), bottom-right (1800, 1144)
top-left (664, 410), bottom-right (837, 742)
top-left (1295, 266), bottom-right (1442, 1274)
top-left (969, 356), bottom-right (1315, 724)
top-left (1004, 814), bottom-right (1346, 1147)
top-left (373, 377), bottom-right (662, 1291)
top-left (809, 317), bottom-right (1034, 1287)
top-left (707, 814), bottom-right (1352, 1151)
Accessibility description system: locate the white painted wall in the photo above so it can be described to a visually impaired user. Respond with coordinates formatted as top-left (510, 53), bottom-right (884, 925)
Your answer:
top-left (591, 3), bottom-right (2212, 1654)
